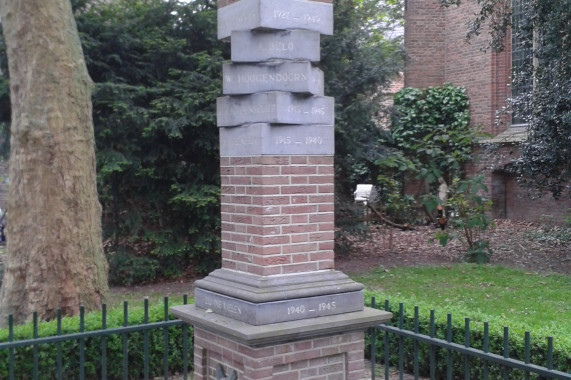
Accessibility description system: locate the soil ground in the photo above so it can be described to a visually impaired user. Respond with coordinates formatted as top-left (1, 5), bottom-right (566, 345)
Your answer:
top-left (112, 219), bottom-right (570, 298)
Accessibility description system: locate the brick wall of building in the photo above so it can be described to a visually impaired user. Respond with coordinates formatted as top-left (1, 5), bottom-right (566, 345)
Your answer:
top-left (403, 0), bottom-right (446, 88)
top-left (220, 155), bottom-right (335, 276)
top-left (404, 0), bottom-right (570, 223)
top-left (466, 145), bottom-right (571, 223)
top-left (405, 0), bottom-right (511, 136)
top-left (193, 327), bottom-right (365, 380)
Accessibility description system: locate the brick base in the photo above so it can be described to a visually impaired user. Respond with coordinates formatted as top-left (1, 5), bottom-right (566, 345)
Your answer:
top-left (193, 327), bottom-right (365, 380)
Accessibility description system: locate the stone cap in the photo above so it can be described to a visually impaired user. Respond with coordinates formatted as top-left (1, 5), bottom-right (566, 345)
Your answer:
top-left (218, 0), bottom-right (334, 40)
top-left (195, 268), bottom-right (364, 303)
top-left (218, 0), bottom-right (332, 8)
top-left (478, 126), bottom-right (528, 144)
top-left (170, 304), bottom-right (392, 347)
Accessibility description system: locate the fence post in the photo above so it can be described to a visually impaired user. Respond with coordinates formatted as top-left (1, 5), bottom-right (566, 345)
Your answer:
top-left (464, 318), bottom-right (470, 380)
top-left (102, 304), bottom-right (108, 380)
top-left (57, 309), bottom-right (63, 380)
top-left (384, 299), bottom-right (390, 380)
top-left (446, 313), bottom-right (452, 380)
top-left (429, 310), bottom-right (435, 380)
top-left (482, 322), bottom-right (489, 380)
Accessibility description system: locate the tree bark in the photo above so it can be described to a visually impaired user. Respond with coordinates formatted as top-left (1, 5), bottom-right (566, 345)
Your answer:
top-left (0, 0), bottom-right (109, 324)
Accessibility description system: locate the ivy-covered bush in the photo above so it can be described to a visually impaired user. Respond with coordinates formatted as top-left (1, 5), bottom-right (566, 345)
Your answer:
top-left (365, 291), bottom-right (571, 379)
top-left (0, 301), bottom-right (193, 379)
top-left (389, 84), bottom-right (478, 185)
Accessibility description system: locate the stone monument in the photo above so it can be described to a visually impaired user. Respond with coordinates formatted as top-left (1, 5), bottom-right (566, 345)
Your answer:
top-left (170, 0), bottom-right (392, 378)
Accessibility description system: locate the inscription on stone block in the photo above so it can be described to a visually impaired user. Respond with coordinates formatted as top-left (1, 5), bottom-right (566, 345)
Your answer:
top-left (223, 61), bottom-right (324, 95)
top-left (218, 0), bottom-right (334, 40)
top-left (195, 288), bottom-right (364, 325)
top-left (231, 30), bottom-right (321, 62)
top-left (217, 92), bottom-right (334, 127)
top-left (220, 123), bottom-right (333, 156)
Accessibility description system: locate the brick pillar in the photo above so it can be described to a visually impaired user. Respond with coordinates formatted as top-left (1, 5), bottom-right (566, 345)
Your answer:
top-left (171, 1), bottom-right (391, 378)
top-left (193, 329), bottom-right (366, 380)
top-left (220, 155), bottom-right (334, 276)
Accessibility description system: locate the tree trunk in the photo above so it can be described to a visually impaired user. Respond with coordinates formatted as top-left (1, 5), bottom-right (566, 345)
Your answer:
top-left (0, 0), bottom-right (109, 325)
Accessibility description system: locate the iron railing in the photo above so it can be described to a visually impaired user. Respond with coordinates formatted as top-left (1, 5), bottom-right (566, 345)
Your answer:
top-left (0, 297), bottom-right (192, 380)
top-left (1, 296), bottom-right (569, 379)
top-left (368, 298), bottom-right (571, 380)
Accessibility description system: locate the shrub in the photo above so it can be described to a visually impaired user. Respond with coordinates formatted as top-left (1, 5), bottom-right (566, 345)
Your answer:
top-left (423, 175), bottom-right (494, 263)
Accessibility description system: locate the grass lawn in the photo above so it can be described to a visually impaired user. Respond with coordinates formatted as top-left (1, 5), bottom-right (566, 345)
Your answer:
top-left (352, 263), bottom-right (570, 339)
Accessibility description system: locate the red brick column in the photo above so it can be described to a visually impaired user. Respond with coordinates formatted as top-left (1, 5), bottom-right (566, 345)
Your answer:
top-left (193, 327), bottom-right (365, 380)
top-left (220, 155), bottom-right (334, 276)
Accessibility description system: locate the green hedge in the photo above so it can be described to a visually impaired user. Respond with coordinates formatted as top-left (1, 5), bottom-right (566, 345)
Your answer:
top-left (365, 290), bottom-right (571, 379)
top-left (1, 293), bottom-right (569, 379)
top-left (0, 300), bottom-right (193, 379)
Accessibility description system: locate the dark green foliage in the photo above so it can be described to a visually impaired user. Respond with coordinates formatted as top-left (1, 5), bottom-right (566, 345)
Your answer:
top-left (76, 0), bottom-right (226, 281)
top-left (0, 302), bottom-right (193, 379)
top-left (365, 295), bottom-right (571, 379)
top-left (322, 0), bottom-right (405, 200)
top-left (439, 0), bottom-right (571, 198)
top-left (509, 0), bottom-right (571, 198)
top-left (323, 0), bottom-right (405, 247)
top-left (390, 85), bottom-right (476, 185)
top-left (0, 0), bottom-right (406, 280)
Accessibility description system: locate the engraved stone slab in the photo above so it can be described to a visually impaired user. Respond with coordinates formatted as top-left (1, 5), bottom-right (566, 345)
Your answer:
top-left (195, 288), bottom-right (364, 325)
top-left (223, 62), bottom-right (324, 95)
top-left (219, 123), bottom-right (333, 156)
top-left (217, 92), bottom-right (334, 127)
top-left (218, 0), bottom-right (334, 40)
top-left (231, 30), bottom-right (321, 62)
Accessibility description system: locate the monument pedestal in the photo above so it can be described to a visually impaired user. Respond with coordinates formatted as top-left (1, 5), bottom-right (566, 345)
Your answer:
top-left (170, 305), bottom-right (391, 380)
top-left (169, 0), bottom-right (394, 378)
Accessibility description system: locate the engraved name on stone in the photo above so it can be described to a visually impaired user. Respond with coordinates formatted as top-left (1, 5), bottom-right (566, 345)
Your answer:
top-left (216, 92), bottom-right (334, 127)
top-left (223, 62), bottom-right (324, 95)
top-left (195, 288), bottom-right (364, 325)
top-left (218, 0), bottom-right (333, 40)
top-left (219, 123), bottom-right (334, 156)
top-left (231, 30), bottom-right (321, 62)
top-left (205, 297), bottom-right (242, 315)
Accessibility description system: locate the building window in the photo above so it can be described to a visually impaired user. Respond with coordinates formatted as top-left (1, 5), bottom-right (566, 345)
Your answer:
top-left (511, 0), bottom-right (531, 126)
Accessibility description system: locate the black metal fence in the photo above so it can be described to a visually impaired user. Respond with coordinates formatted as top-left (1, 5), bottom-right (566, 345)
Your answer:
top-left (0, 297), bottom-right (192, 380)
top-left (0, 297), bottom-right (569, 379)
top-left (368, 298), bottom-right (571, 380)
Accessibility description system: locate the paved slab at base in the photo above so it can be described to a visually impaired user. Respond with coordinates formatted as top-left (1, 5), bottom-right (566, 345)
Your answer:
top-left (231, 30), bottom-right (321, 62)
top-left (170, 304), bottom-right (392, 347)
top-left (218, 0), bottom-right (333, 40)
top-left (219, 123), bottom-right (334, 156)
